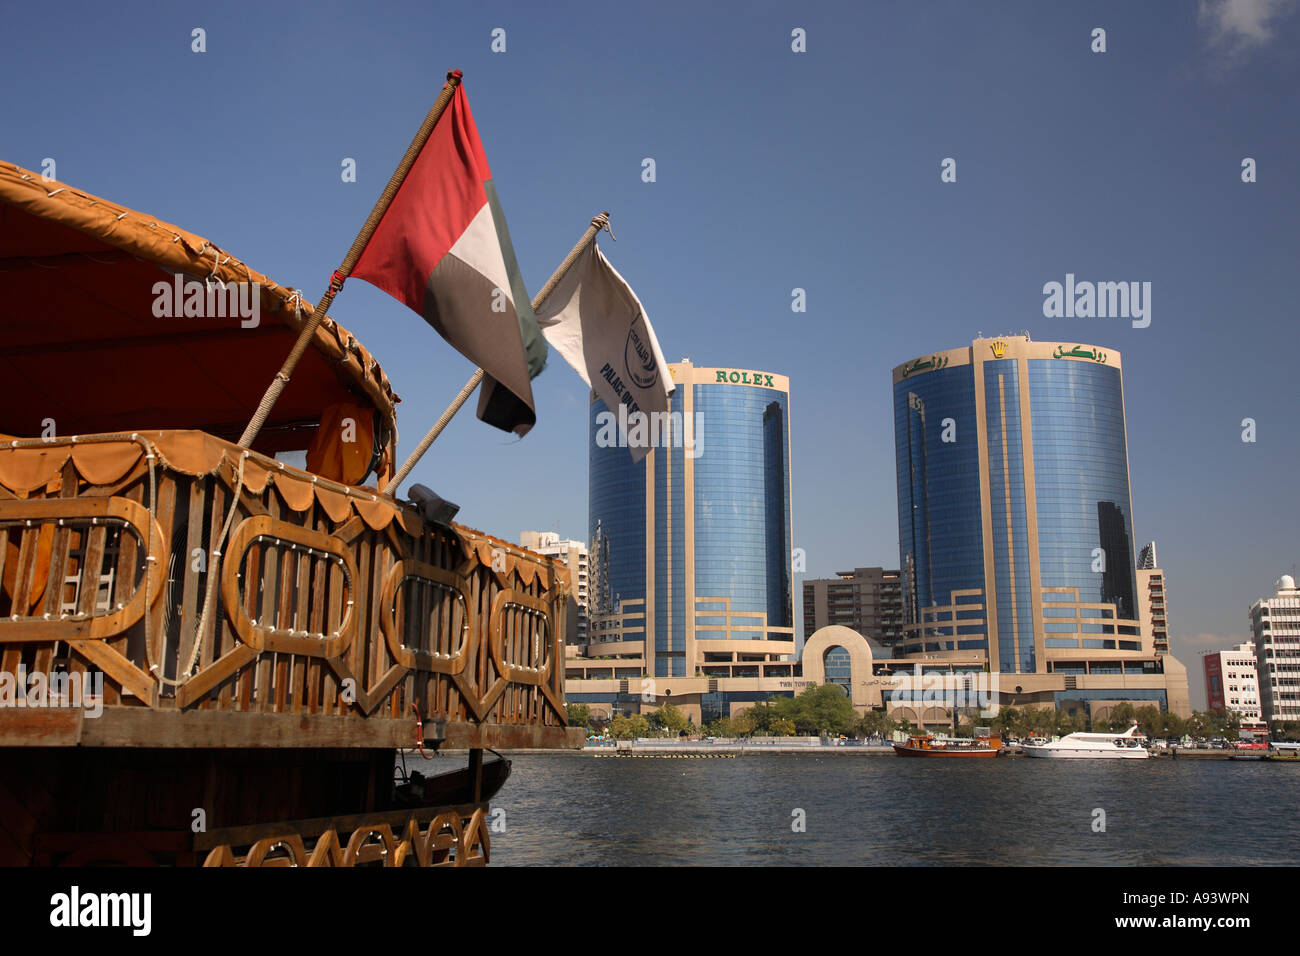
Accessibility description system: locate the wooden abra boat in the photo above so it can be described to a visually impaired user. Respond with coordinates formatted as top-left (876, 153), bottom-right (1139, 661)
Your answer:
top-left (893, 730), bottom-right (1002, 757)
top-left (0, 161), bottom-right (583, 866)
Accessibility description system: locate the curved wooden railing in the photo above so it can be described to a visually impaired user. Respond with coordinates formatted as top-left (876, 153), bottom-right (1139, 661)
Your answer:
top-left (0, 431), bottom-right (574, 750)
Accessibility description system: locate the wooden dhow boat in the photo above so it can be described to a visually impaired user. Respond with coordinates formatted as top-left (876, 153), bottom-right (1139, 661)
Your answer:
top-left (892, 730), bottom-right (1002, 757)
top-left (0, 157), bottom-right (583, 867)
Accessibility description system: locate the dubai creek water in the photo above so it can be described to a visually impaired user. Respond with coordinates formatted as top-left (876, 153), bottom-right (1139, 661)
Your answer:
top-left (485, 754), bottom-right (1300, 866)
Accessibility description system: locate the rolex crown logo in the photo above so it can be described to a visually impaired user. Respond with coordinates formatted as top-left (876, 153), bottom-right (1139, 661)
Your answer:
top-left (991, 339), bottom-right (1007, 358)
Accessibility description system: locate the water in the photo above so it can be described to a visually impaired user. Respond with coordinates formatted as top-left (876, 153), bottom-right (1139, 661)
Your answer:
top-left (489, 754), bottom-right (1300, 866)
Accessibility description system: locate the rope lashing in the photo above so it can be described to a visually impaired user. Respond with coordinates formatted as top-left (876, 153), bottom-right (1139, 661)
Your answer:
top-left (174, 450), bottom-right (249, 684)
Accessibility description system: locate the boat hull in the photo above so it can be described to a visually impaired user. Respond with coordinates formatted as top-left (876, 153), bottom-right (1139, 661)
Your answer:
top-left (892, 744), bottom-right (999, 757)
top-left (395, 754), bottom-right (512, 805)
top-left (1022, 746), bottom-right (1148, 759)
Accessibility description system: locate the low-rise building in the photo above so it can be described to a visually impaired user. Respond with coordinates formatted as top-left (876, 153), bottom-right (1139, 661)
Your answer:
top-left (521, 531), bottom-right (589, 646)
top-left (1204, 642), bottom-right (1262, 724)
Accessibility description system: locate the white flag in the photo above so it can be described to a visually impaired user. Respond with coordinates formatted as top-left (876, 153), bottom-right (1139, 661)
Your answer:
top-left (535, 241), bottom-right (674, 461)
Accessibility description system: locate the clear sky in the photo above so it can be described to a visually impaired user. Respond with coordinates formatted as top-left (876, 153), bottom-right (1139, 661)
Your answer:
top-left (3, 0), bottom-right (1297, 709)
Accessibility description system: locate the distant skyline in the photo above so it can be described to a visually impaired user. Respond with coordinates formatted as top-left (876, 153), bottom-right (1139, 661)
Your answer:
top-left (4, 1), bottom-right (1297, 711)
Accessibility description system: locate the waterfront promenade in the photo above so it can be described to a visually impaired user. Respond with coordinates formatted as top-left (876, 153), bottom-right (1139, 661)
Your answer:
top-left (587, 738), bottom-right (897, 756)
top-left (431, 738), bottom-right (1291, 758)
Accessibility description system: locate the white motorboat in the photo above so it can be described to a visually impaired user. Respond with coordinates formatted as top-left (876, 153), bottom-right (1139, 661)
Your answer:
top-left (1021, 725), bottom-right (1150, 759)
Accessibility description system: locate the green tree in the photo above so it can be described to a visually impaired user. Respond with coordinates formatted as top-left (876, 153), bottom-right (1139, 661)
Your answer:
top-left (649, 702), bottom-right (689, 734)
top-left (990, 706), bottom-right (1018, 737)
top-left (1272, 721), bottom-right (1300, 742)
top-left (780, 684), bottom-right (857, 736)
top-left (609, 713), bottom-right (650, 740)
top-left (1053, 708), bottom-right (1086, 736)
top-left (1106, 702), bottom-right (1137, 733)
top-left (769, 717), bottom-right (797, 737)
top-left (1222, 710), bottom-right (1242, 742)
top-left (1185, 711), bottom-right (1213, 739)
top-left (1135, 705), bottom-right (1163, 738)
top-left (566, 702), bottom-right (592, 728)
top-left (1025, 706), bottom-right (1057, 737)
top-left (744, 700), bottom-right (777, 735)
top-left (858, 709), bottom-right (897, 739)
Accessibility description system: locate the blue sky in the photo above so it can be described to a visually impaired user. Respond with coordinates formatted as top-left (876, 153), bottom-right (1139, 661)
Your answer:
top-left (3, 1), bottom-right (1297, 708)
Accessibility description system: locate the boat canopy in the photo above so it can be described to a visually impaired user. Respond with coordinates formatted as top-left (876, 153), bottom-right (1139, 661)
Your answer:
top-left (0, 162), bottom-right (399, 456)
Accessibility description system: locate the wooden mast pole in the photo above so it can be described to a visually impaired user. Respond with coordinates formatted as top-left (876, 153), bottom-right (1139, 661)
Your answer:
top-left (236, 70), bottom-right (465, 450)
top-left (381, 211), bottom-right (612, 496)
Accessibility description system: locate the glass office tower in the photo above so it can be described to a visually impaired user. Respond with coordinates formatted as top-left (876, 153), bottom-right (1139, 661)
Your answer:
top-left (589, 361), bottom-right (794, 680)
top-left (893, 337), bottom-right (1140, 675)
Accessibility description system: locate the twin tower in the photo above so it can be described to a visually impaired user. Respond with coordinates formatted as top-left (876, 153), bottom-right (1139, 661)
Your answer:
top-left (573, 340), bottom-right (1187, 723)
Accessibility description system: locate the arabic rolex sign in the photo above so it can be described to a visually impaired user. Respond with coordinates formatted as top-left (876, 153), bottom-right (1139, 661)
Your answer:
top-left (900, 355), bottom-right (950, 378)
top-left (1052, 344), bottom-right (1109, 364)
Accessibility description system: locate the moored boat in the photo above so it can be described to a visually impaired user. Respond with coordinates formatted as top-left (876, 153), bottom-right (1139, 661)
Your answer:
top-left (893, 729), bottom-right (1002, 757)
top-left (0, 125), bottom-right (585, 866)
top-left (1230, 740), bottom-right (1269, 760)
top-left (1022, 725), bottom-right (1150, 759)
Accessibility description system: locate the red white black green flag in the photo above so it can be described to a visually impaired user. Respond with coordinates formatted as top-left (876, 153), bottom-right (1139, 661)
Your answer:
top-left (351, 84), bottom-right (547, 436)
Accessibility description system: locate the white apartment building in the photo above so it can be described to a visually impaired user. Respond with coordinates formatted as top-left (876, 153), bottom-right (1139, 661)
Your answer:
top-left (520, 531), bottom-right (589, 646)
top-left (1250, 575), bottom-right (1300, 724)
top-left (1204, 642), bottom-right (1262, 724)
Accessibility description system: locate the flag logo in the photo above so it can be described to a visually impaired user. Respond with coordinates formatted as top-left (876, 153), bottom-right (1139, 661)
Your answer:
top-left (625, 317), bottom-right (659, 390)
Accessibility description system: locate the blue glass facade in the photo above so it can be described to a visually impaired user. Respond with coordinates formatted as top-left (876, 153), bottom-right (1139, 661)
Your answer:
top-left (984, 360), bottom-right (1035, 672)
top-left (1028, 361), bottom-right (1137, 620)
top-left (589, 366), bottom-right (793, 680)
top-left (893, 342), bottom-right (1141, 675)
top-left (693, 383), bottom-right (792, 634)
top-left (893, 365), bottom-right (985, 653)
top-left (589, 395), bottom-right (645, 625)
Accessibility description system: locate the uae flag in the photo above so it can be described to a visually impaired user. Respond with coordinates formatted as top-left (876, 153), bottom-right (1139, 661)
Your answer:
top-left (351, 84), bottom-right (547, 435)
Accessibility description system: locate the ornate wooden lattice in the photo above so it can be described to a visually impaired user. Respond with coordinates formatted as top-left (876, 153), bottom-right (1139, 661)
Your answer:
top-left (0, 432), bottom-right (570, 746)
top-left (201, 806), bottom-right (491, 868)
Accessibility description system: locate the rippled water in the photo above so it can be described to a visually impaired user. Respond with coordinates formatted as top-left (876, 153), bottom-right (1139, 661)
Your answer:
top-left (487, 754), bottom-right (1300, 866)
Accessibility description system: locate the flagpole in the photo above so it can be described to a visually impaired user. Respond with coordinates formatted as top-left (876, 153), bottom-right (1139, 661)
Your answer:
top-left (236, 70), bottom-right (465, 450)
top-left (382, 211), bottom-right (612, 496)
